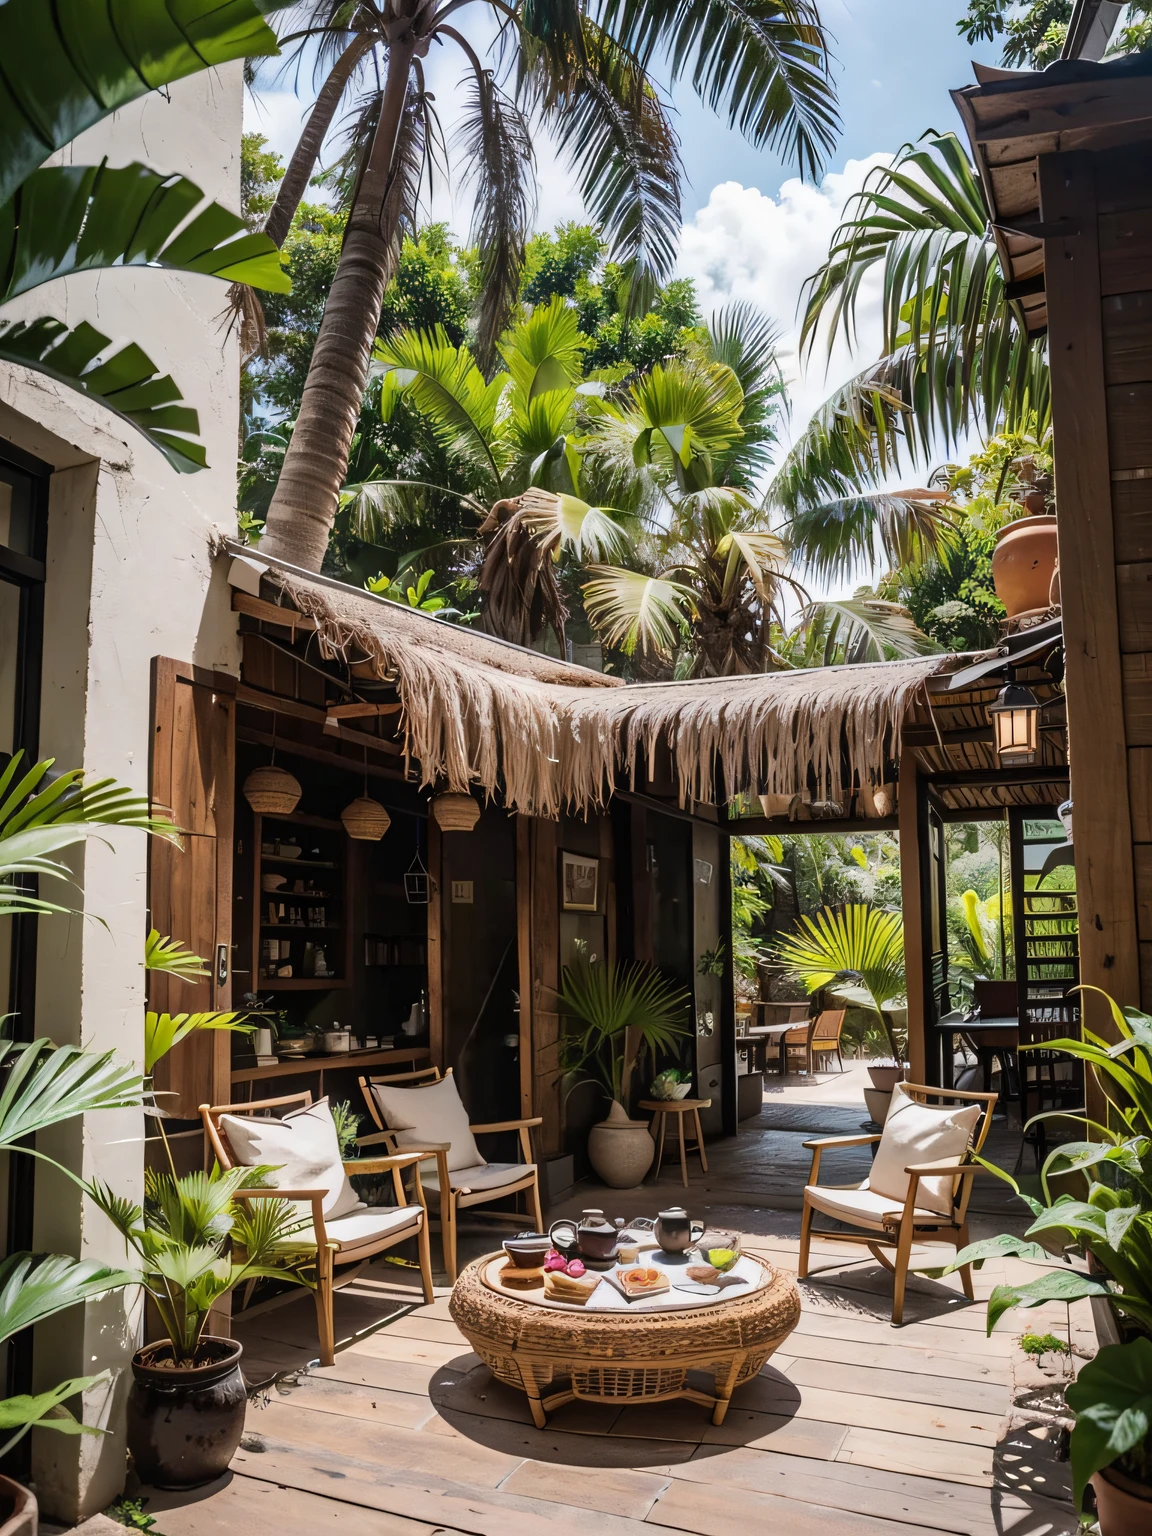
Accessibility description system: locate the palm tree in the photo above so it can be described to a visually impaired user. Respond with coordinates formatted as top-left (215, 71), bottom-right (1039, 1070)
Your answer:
top-left (257, 0), bottom-right (840, 572)
top-left (770, 131), bottom-right (1050, 582)
top-left (774, 903), bottom-right (907, 1062)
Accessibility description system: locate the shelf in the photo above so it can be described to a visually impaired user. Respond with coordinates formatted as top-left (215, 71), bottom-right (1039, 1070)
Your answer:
top-left (261, 924), bottom-right (342, 933)
top-left (261, 855), bottom-right (337, 869)
top-left (231, 1045), bottom-right (431, 1085)
top-left (257, 977), bottom-right (349, 991)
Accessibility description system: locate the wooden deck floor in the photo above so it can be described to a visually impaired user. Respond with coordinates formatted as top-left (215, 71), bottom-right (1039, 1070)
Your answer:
top-left (142, 1078), bottom-right (1082, 1536)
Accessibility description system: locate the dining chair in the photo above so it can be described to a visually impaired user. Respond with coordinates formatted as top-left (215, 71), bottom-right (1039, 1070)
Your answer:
top-left (359, 1066), bottom-right (542, 1283)
top-left (201, 1092), bottom-right (434, 1366)
top-left (784, 1009), bottom-right (845, 1076)
top-left (799, 1082), bottom-right (997, 1324)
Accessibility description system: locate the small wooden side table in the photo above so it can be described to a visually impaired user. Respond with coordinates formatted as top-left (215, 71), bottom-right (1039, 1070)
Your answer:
top-left (640, 1097), bottom-right (711, 1186)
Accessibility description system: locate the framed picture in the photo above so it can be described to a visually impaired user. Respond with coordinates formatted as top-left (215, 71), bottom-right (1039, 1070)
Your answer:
top-left (561, 851), bottom-right (600, 912)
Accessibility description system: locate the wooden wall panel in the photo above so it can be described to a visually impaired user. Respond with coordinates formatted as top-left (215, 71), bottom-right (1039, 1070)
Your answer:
top-left (1102, 292), bottom-right (1152, 383)
top-left (1039, 151), bottom-right (1141, 1049)
top-left (149, 660), bottom-right (235, 1117)
top-left (530, 818), bottom-right (561, 1155)
top-left (1122, 653), bottom-right (1152, 744)
top-left (1134, 844), bottom-right (1152, 940)
top-left (427, 816), bottom-right (443, 1071)
top-left (1106, 381), bottom-right (1152, 470)
top-left (1116, 561), bottom-right (1152, 650)
top-left (1127, 748), bottom-right (1152, 842)
top-left (1099, 208), bottom-right (1152, 294)
top-left (1113, 476), bottom-right (1152, 563)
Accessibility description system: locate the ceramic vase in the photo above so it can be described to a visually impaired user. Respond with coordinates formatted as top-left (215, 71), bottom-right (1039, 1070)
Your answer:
top-left (587, 1100), bottom-right (655, 1188)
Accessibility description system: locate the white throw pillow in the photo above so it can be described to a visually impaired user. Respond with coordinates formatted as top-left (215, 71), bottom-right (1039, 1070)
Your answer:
top-left (370, 1073), bottom-right (484, 1173)
top-left (866, 1084), bottom-right (982, 1215)
top-left (220, 1097), bottom-right (362, 1220)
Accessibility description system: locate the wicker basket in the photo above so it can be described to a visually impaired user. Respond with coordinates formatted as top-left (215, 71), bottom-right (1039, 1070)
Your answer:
top-left (243, 765), bottom-right (301, 815)
top-left (431, 793), bottom-right (480, 832)
top-left (341, 796), bottom-right (391, 840)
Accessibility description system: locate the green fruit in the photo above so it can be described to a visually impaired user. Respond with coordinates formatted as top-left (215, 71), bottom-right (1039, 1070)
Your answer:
top-left (707, 1248), bottom-right (737, 1271)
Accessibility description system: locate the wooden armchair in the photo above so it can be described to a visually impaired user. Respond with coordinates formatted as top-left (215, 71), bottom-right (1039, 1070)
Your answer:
top-left (785, 1009), bottom-right (847, 1076)
top-left (798, 1082), bottom-right (997, 1325)
top-left (201, 1091), bottom-right (433, 1366)
top-left (359, 1066), bottom-right (543, 1282)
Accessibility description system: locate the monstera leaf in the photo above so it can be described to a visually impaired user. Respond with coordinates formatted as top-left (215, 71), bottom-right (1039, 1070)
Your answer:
top-left (0, 317), bottom-right (205, 472)
top-left (0, 162), bottom-right (290, 303)
top-left (0, 0), bottom-right (291, 206)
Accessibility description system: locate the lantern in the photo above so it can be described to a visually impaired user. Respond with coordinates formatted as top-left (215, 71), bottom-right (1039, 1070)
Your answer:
top-left (243, 764), bottom-right (301, 814)
top-left (988, 681), bottom-right (1041, 765)
top-left (431, 792), bottom-right (480, 832)
top-left (341, 796), bottom-right (391, 841)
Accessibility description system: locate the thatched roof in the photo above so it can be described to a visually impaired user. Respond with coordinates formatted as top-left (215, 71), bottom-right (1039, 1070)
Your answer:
top-left (240, 553), bottom-right (958, 818)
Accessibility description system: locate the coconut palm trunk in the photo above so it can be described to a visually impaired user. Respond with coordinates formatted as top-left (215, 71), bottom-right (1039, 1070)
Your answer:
top-left (264, 33), bottom-right (375, 247)
top-left (260, 32), bottom-right (418, 569)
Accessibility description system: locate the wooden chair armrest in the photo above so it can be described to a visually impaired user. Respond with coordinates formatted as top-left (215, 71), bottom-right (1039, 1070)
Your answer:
top-left (904, 1160), bottom-right (981, 1178)
top-left (802, 1133), bottom-right (882, 1150)
top-left (390, 1141), bottom-right (451, 1153)
top-left (356, 1129), bottom-right (396, 1149)
top-left (342, 1153), bottom-right (424, 1175)
top-left (469, 1117), bottom-right (544, 1134)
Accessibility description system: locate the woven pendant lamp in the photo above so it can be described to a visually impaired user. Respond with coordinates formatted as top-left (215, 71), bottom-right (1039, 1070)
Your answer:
top-left (431, 792), bottom-right (480, 832)
top-left (341, 748), bottom-right (390, 841)
top-left (243, 716), bottom-right (301, 814)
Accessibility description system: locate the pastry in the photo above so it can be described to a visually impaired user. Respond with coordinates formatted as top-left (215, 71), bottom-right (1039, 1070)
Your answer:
top-left (543, 1270), bottom-right (600, 1305)
top-left (617, 1266), bottom-right (670, 1298)
top-left (686, 1263), bottom-right (723, 1285)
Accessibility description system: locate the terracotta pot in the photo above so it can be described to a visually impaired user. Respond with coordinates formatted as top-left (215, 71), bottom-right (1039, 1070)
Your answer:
top-left (0, 1476), bottom-right (36, 1536)
top-left (587, 1100), bottom-right (655, 1188)
top-left (867, 1064), bottom-right (906, 1093)
top-left (127, 1336), bottom-right (247, 1489)
top-left (1092, 1464), bottom-right (1152, 1535)
top-left (863, 1085), bottom-right (893, 1126)
top-left (991, 515), bottom-right (1059, 618)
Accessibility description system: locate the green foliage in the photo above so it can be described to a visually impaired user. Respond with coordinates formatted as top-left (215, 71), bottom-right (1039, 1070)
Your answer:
top-left (144, 930), bottom-right (210, 984)
top-left (1019, 1331), bottom-right (1070, 1357)
top-left (1065, 1338), bottom-right (1152, 1510)
top-left (958, 1), bottom-right (1073, 67)
top-left (144, 1012), bottom-right (251, 1077)
top-left (241, 132), bottom-right (286, 229)
top-left (557, 951), bottom-right (690, 1113)
top-left (0, 1039), bottom-right (140, 1154)
top-left (774, 904), bottom-right (907, 1060)
top-left (105, 1497), bottom-right (162, 1533)
top-left (330, 1101), bottom-right (362, 1160)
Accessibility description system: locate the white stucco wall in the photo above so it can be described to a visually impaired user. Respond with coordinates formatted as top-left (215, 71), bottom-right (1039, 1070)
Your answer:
top-left (0, 64), bottom-right (245, 1523)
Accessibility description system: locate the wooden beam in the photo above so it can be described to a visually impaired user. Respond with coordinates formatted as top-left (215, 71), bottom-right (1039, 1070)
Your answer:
top-left (899, 750), bottom-right (927, 1086)
top-left (427, 816), bottom-right (443, 1074)
top-left (516, 816), bottom-right (533, 1123)
top-left (726, 813), bottom-right (899, 836)
top-left (1041, 150), bottom-right (1140, 1055)
top-left (325, 701), bottom-right (402, 720)
top-left (236, 727), bottom-right (410, 787)
top-left (236, 681), bottom-right (403, 755)
top-left (926, 766), bottom-right (1069, 788)
top-left (231, 591), bottom-right (319, 631)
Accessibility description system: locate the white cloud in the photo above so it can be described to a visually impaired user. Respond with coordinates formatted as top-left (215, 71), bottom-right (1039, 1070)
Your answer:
top-left (676, 154), bottom-right (893, 456)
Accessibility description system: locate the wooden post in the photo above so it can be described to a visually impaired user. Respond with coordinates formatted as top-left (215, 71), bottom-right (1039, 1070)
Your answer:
top-left (718, 831), bottom-right (737, 1137)
top-left (427, 815), bottom-right (443, 1071)
top-left (1040, 151), bottom-right (1139, 1071)
top-left (516, 815), bottom-right (533, 1122)
top-left (899, 749), bottom-right (928, 1085)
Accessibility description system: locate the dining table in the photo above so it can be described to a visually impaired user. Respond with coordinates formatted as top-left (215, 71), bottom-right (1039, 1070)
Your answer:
top-left (935, 1014), bottom-right (1020, 1097)
top-left (741, 1022), bottom-right (796, 1078)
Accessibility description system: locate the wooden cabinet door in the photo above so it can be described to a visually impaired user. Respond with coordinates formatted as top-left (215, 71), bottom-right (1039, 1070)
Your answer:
top-left (149, 659), bottom-right (236, 1117)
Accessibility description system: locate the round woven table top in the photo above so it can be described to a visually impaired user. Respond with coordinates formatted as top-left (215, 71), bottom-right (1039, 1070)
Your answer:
top-left (450, 1252), bottom-right (801, 1362)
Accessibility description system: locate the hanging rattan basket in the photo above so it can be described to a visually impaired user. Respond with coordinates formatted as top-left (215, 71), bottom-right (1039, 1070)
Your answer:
top-left (431, 793), bottom-right (480, 832)
top-left (243, 765), bottom-right (302, 815)
top-left (341, 796), bottom-right (391, 841)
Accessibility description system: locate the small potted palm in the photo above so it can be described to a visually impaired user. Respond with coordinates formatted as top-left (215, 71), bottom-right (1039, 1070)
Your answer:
top-left (557, 952), bottom-right (689, 1188)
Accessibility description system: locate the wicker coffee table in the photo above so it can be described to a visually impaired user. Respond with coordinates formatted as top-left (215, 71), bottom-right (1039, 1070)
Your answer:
top-left (449, 1251), bottom-right (800, 1428)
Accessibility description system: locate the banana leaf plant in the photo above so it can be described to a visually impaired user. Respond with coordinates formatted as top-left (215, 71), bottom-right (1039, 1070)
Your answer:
top-left (556, 951), bottom-right (690, 1115)
top-left (0, 0), bottom-right (294, 470)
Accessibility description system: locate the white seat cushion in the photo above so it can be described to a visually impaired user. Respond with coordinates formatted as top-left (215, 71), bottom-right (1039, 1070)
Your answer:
top-left (866, 1084), bottom-right (982, 1214)
top-left (418, 1161), bottom-right (535, 1201)
top-left (221, 1097), bottom-right (362, 1220)
top-left (804, 1185), bottom-right (951, 1229)
top-left (278, 1204), bottom-right (421, 1258)
top-left (370, 1074), bottom-right (484, 1173)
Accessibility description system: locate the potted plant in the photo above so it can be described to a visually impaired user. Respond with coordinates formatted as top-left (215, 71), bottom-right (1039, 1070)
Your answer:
top-left (990, 458), bottom-right (1059, 619)
top-left (943, 987), bottom-right (1152, 1532)
top-left (92, 1166), bottom-right (309, 1488)
top-left (557, 952), bottom-right (689, 1188)
top-left (774, 904), bottom-right (907, 1115)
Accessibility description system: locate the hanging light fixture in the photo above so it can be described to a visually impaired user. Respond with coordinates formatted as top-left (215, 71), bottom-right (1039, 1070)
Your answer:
top-left (341, 748), bottom-right (391, 841)
top-left (243, 714), bottom-right (301, 814)
top-left (431, 792), bottom-right (480, 832)
top-left (405, 821), bottom-right (430, 905)
top-left (988, 679), bottom-right (1041, 765)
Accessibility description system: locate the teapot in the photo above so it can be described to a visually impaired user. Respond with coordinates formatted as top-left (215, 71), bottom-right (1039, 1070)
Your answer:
top-left (654, 1207), bottom-right (704, 1255)
top-left (548, 1209), bottom-right (621, 1264)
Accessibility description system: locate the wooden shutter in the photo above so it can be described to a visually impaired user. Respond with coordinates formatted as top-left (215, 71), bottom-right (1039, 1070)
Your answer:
top-left (149, 658), bottom-right (236, 1117)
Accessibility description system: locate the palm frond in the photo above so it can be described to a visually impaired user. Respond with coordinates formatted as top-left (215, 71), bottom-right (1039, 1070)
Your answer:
top-left (0, 1040), bottom-right (141, 1152)
top-left (782, 485), bottom-right (959, 585)
top-left (595, 0), bottom-right (839, 178)
top-left (773, 903), bottom-right (906, 1056)
top-left (456, 68), bottom-right (536, 373)
top-left (376, 327), bottom-right (505, 489)
top-left (144, 1013), bottom-right (251, 1077)
top-left (0, 1254), bottom-right (136, 1346)
top-left (499, 296), bottom-right (587, 403)
top-left (792, 596), bottom-right (942, 663)
top-left (524, 19), bottom-right (683, 310)
top-left (144, 930), bottom-right (210, 984)
top-left (582, 565), bottom-right (695, 656)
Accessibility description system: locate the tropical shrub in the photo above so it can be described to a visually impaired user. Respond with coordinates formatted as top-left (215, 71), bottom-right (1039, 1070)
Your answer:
top-left (773, 903), bottom-right (907, 1061)
top-left (557, 953), bottom-right (689, 1114)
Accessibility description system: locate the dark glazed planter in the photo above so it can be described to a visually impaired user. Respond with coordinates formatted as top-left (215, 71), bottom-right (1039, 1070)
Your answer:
top-left (127, 1336), bottom-right (246, 1489)
top-left (0, 1475), bottom-right (36, 1536)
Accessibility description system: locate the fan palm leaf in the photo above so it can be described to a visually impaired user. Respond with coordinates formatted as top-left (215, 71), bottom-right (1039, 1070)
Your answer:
top-left (377, 326), bottom-right (506, 488)
top-left (774, 903), bottom-right (906, 1057)
top-left (0, 1254), bottom-right (136, 1346)
top-left (582, 566), bottom-right (695, 656)
top-left (143, 931), bottom-right (210, 984)
top-left (791, 596), bottom-right (942, 663)
top-left (144, 1013), bottom-right (251, 1077)
top-left (0, 1039), bottom-right (141, 1154)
